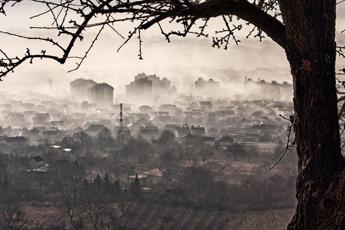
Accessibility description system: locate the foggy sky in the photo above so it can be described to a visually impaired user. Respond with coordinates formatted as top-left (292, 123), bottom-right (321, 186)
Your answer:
top-left (1, 2), bottom-right (345, 95)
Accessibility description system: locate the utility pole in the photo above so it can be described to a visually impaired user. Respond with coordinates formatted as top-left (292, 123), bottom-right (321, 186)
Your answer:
top-left (119, 103), bottom-right (124, 145)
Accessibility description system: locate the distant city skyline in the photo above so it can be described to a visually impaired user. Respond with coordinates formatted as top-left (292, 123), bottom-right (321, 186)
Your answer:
top-left (0, 2), bottom-right (345, 94)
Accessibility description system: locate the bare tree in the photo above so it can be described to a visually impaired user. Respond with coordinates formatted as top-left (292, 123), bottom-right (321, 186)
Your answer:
top-left (58, 179), bottom-right (122, 230)
top-left (80, 202), bottom-right (120, 230)
top-left (1, 0), bottom-right (345, 229)
top-left (0, 205), bottom-right (27, 230)
top-left (58, 180), bottom-right (84, 230)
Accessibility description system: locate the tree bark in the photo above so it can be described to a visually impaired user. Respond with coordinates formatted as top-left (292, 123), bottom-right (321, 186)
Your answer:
top-left (278, 1), bottom-right (345, 229)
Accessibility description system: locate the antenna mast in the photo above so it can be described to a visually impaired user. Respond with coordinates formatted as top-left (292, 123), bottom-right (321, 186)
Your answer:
top-left (119, 103), bottom-right (124, 145)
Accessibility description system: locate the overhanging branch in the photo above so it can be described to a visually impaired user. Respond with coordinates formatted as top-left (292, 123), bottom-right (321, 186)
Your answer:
top-left (0, 0), bottom-right (286, 79)
top-left (138, 0), bottom-right (286, 48)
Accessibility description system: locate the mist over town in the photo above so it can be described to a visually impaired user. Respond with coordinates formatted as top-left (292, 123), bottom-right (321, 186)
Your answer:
top-left (2, 0), bottom-right (345, 229)
top-left (0, 70), bottom-right (298, 229)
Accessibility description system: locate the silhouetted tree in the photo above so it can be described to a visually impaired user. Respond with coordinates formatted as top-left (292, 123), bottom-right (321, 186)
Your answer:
top-left (73, 131), bottom-right (94, 149)
top-left (104, 173), bottom-right (110, 186)
top-left (58, 180), bottom-right (83, 230)
top-left (158, 130), bottom-right (176, 145)
top-left (97, 128), bottom-right (115, 148)
top-left (179, 167), bottom-right (214, 196)
top-left (0, 205), bottom-right (27, 230)
top-left (94, 174), bottom-right (102, 186)
top-left (3, 173), bottom-right (9, 187)
top-left (129, 174), bottom-right (142, 199)
top-left (159, 151), bottom-right (178, 169)
top-left (81, 202), bottom-right (120, 230)
top-left (112, 180), bottom-right (122, 196)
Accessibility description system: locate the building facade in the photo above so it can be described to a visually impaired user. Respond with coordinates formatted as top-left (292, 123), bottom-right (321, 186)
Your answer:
top-left (70, 78), bottom-right (97, 102)
top-left (89, 83), bottom-right (114, 108)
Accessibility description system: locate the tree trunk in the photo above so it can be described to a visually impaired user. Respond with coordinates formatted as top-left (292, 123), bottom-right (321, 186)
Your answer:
top-left (278, 1), bottom-right (345, 229)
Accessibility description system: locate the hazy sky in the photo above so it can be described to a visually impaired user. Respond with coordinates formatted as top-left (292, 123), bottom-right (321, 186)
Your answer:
top-left (1, 1), bottom-right (345, 95)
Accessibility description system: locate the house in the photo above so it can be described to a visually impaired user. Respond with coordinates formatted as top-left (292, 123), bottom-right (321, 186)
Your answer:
top-left (164, 124), bottom-right (178, 133)
top-left (50, 120), bottom-right (64, 129)
top-left (159, 104), bottom-right (178, 114)
top-left (201, 136), bottom-right (215, 146)
top-left (4, 136), bottom-right (27, 146)
top-left (27, 163), bottom-right (51, 173)
top-left (42, 130), bottom-right (61, 143)
top-left (206, 128), bottom-right (218, 136)
top-left (216, 136), bottom-right (234, 149)
top-left (144, 168), bottom-right (164, 177)
top-left (140, 125), bottom-right (159, 141)
top-left (30, 156), bottom-right (45, 169)
top-left (240, 133), bottom-right (261, 143)
top-left (6, 112), bottom-right (26, 127)
top-left (191, 125), bottom-right (206, 136)
top-left (156, 113), bottom-right (171, 123)
top-left (143, 168), bottom-right (165, 184)
top-left (175, 125), bottom-right (190, 138)
top-left (4, 136), bottom-right (26, 143)
top-left (182, 133), bottom-right (201, 145)
top-left (200, 101), bottom-right (212, 110)
top-left (139, 105), bottom-right (154, 114)
top-left (86, 124), bottom-right (106, 137)
top-left (156, 111), bottom-right (169, 117)
top-left (32, 113), bottom-right (50, 126)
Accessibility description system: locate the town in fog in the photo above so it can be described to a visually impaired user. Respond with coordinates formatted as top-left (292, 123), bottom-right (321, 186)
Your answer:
top-left (2, 0), bottom-right (345, 229)
top-left (0, 72), bottom-right (298, 229)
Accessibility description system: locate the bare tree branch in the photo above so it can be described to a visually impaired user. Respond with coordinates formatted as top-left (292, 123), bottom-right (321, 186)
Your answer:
top-left (0, 0), bottom-right (285, 79)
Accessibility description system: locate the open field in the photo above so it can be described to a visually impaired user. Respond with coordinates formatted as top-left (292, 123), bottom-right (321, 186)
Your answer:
top-left (20, 202), bottom-right (293, 230)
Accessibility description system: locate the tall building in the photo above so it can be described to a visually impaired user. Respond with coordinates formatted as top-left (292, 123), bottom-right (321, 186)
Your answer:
top-left (126, 74), bottom-right (153, 104)
top-left (244, 78), bottom-right (292, 100)
top-left (70, 78), bottom-right (97, 102)
top-left (126, 73), bottom-right (175, 104)
top-left (89, 83), bottom-right (114, 108)
top-left (195, 78), bottom-right (220, 93)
